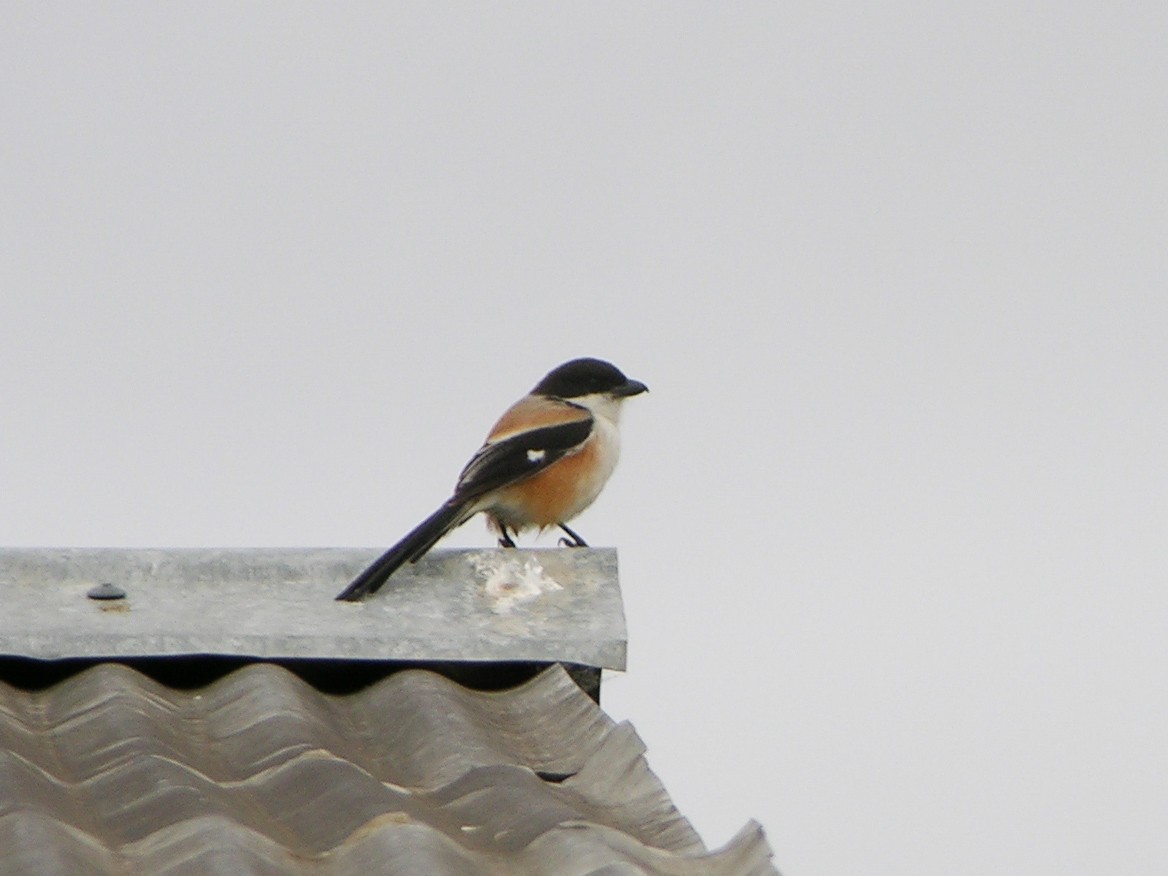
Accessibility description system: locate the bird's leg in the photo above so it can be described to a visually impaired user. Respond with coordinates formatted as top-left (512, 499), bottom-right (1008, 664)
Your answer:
top-left (497, 525), bottom-right (517, 549)
top-left (557, 523), bottom-right (588, 548)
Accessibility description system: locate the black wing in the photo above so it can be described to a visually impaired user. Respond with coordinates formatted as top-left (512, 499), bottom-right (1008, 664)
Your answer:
top-left (454, 417), bottom-right (593, 502)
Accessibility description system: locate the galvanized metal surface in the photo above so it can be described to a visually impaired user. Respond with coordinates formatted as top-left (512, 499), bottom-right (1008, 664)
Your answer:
top-left (0, 548), bottom-right (627, 669)
top-left (0, 663), bottom-right (778, 876)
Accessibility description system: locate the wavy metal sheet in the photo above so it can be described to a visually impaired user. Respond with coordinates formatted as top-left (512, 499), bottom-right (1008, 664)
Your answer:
top-left (0, 664), bottom-right (776, 875)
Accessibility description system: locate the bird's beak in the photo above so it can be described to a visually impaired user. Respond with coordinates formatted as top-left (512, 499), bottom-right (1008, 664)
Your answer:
top-left (613, 378), bottom-right (648, 397)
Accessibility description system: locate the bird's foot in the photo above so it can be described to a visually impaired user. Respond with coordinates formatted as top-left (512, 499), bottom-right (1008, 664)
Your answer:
top-left (557, 523), bottom-right (588, 548)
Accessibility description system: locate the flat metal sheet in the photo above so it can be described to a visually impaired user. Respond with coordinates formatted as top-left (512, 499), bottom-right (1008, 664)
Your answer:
top-left (0, 548), bottom-right (627, 670)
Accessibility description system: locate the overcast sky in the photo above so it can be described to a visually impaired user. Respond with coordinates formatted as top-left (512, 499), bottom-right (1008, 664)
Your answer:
top-left (3, 4), bottom-right (1166, 875)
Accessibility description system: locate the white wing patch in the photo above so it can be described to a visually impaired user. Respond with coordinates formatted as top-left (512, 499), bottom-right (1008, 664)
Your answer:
top-left (526, 449), bottom-right (547, 463)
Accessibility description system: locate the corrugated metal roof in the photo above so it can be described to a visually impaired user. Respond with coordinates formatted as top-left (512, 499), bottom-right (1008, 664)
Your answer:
top-left (0, 548), bottom-right (626, 669)
top-left (0, 663), bottom-right (777, 875)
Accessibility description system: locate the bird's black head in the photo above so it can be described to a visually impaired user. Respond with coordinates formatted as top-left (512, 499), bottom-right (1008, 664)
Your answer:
top-left (532, 357), bottom-right (648, 400)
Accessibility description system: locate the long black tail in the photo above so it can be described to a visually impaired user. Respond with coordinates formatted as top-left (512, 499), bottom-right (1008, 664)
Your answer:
top-left (336, 500), bottom-right (469, 601)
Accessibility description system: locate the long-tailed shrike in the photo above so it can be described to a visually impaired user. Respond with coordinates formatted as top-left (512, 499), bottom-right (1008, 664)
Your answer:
top-left (336, 357), bottom-right (647, 600)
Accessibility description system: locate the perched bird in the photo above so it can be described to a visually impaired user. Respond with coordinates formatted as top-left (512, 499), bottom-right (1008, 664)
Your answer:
top-left (336, 357), bottom-right (647, 601)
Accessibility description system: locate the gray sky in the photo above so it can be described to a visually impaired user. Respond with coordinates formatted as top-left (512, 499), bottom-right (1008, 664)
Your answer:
top-left (3, 4), bottom-right (1166, 874)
